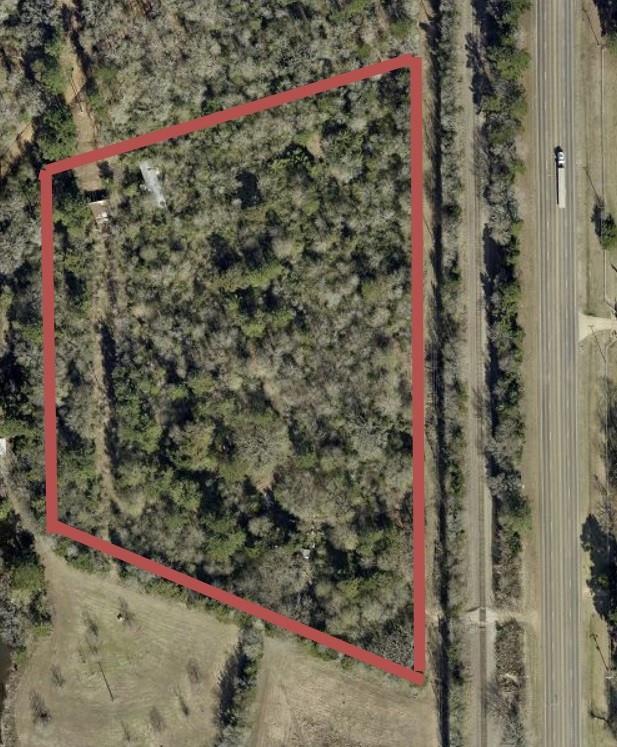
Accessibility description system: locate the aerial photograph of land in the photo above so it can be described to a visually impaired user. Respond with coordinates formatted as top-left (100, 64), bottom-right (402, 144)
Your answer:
top-left (2, 0), bottom-right (617, 745)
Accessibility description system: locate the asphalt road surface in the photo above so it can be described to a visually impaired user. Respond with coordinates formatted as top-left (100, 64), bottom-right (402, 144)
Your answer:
top-left (534, 0), bottom-right (583, 744)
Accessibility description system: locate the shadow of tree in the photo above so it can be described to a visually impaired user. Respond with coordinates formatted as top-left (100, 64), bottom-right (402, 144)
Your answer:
top-left (581, 514), bottom-right (617, 623)
top-left (592, 200), bottom-right (606, 239)
top-left (593, 0), bottom-right (617, 36)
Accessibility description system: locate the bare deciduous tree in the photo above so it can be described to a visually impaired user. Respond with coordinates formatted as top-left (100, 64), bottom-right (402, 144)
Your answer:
top-left (149, 706), bottom-right (165, 733)
top-left (50, 665), bottom-right (65, 687)
top-left (30, 691), bottom-right (51, 725)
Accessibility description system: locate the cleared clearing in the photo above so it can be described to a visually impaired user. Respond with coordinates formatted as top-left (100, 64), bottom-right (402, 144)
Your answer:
top-left (12, 552), bottom-right (239, 747)
top-left (250, 636), bottom-right (438, 747)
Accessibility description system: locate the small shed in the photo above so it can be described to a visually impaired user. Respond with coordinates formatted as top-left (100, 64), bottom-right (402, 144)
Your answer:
top-left (0, 438), bottom-right (6, 457)
top-left (89, 199), bottom-right (110, 227)
top-left (139, 160), bottom-right (167, 208)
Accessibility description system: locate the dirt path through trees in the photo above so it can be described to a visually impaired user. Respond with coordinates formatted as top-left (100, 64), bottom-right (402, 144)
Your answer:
top-left (0, 3), bottom-right (98, 181)
top-left (58, 3), bottom-right (102, 192)
top-left (89, 234), bottom-right (118, 547)
top-left (458, 1), bottom-right (497, 744)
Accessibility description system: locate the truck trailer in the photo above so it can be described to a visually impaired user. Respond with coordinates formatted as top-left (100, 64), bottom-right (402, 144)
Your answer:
top-left (556, 147), bottom-right (566, 209)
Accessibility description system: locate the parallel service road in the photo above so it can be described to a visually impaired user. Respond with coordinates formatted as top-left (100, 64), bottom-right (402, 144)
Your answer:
top-left (534, 0), bottom-right (583, 744)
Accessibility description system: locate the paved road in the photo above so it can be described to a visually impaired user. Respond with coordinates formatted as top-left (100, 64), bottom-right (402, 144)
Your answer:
top-left (534, 0), bottom-right (584, 744)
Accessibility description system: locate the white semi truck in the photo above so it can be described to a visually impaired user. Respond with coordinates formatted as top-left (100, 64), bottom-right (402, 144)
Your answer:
top-left (556, 147), bottom-right (566, 209)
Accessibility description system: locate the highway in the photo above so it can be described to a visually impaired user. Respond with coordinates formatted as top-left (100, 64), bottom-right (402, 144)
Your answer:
top-left (534, 0), bottom-right (584, 744)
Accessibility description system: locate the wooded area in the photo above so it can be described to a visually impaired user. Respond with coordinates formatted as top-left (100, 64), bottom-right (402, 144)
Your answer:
top-left (476, 0), bottom-right (530, 606)
top-left (53, 71), bottom-right (415, 664)
top-left (0, 496), bottom-right (48, 653)
top-left (0, 0), bottom-right (419, 676)
top-left (425, 0), bottom-right (467, 743)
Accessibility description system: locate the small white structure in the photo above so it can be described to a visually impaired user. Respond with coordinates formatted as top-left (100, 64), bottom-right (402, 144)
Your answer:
top-left (0, 438), bottom-right (6, 457)
top-left (89, 199), bottom-right (110, 227)
top-left (300, 548), bottom-right (311, 561)
top-left (139, 160), bottom-right (167, 208)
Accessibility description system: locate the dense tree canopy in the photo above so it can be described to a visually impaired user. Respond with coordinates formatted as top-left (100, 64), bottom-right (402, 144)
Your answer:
top-left (53, 72), bottom-right (415, 663)
top-left (0, 0), bottom-right (419, 670)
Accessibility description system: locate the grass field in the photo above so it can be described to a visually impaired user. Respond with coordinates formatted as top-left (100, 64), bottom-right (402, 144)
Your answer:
top-left (12, 552), bottom-right (239, 747)
top-left (250, 636), bottom-right (437, 747)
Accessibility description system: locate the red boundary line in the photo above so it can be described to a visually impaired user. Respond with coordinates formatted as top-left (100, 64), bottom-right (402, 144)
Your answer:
top-left (40, 54), bottom-right (425, 684)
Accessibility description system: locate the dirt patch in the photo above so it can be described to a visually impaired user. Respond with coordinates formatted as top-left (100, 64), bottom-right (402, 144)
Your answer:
top-left (70, 101), bottom-right (102, 191)
top-left (58, 39), bottom-right (102, 192)
top-left (12, 553), bottom-right (239, 747)
top-left (250, 636), bottom-right (438, 747)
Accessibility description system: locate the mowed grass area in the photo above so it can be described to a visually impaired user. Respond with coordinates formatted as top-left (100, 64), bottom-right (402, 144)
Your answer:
top-left (251, 637), bottom-right (438, 747)
top-left (13, 553), bottom-right (239, 747)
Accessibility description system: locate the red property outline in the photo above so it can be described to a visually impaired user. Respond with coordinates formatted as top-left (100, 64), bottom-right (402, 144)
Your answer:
top-left (40, 55), bottom-right (425, 684)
